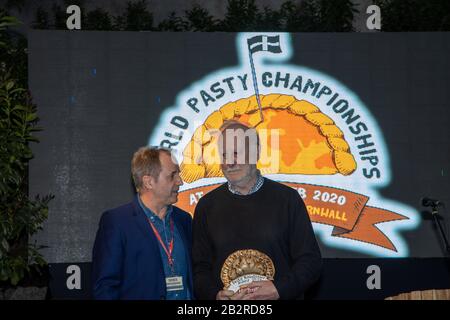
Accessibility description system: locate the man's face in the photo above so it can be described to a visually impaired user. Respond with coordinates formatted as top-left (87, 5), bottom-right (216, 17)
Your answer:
top-left (219, 129), bottom-right (258, 186)
top-left (151, 152), bottom-right (183, 206)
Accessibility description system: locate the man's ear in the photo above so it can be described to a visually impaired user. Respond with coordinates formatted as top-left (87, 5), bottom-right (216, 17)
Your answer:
top-left (142, 175), bottom-right (154, 190)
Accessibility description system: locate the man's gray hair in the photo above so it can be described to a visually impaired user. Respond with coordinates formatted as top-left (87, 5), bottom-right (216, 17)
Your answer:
top-left (131, 146), bottom-right (172, 192)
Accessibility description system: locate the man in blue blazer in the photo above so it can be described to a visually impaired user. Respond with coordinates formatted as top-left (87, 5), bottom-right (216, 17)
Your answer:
top-left (92, 146), bottom-right (193, 299)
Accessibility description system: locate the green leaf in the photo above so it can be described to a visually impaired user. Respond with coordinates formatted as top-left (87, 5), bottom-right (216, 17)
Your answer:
top-left (10, 88), bottom-right (26, 95)
top-left (12, 118), bottom-right (23, 127)
top-left (1, 238), bottom-right (9, 252)
top-left (0, 16), bottom-right (21, 28)
top-left (26, 113), bottom-right (38, 122)
top-left (11, 273), bottom-right (20, 286)
top-left (6, 81), bottom-right (14, 91)
top-left (27, 136), bottom-right (40, 143)
top-left (12, 104), bottom-right (29, 112)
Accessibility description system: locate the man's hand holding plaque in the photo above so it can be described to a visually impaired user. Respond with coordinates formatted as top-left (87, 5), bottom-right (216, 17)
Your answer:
top-left (217, 249), bottom-right (278, 300)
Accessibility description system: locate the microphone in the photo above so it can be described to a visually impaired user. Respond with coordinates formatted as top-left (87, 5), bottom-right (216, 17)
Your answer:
top-left (421, 197), bottom-right (443, 207)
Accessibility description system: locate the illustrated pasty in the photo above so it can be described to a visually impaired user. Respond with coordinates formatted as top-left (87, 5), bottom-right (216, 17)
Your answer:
top-left (180, 94), bottom-right (357, 183)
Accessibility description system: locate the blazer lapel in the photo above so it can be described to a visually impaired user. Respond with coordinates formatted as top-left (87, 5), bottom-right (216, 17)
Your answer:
top-left (172, 210), bottom-right (189, 249)
top-left (132, 195), bottom-right (160, 246)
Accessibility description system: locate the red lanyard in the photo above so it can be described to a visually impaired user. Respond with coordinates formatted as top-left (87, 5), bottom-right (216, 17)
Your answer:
top-left (147, 217), bottom-right (175, 268)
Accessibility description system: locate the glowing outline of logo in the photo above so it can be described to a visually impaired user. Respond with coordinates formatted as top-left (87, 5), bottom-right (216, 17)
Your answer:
top-left (149, 32), bottom-right (419, 257)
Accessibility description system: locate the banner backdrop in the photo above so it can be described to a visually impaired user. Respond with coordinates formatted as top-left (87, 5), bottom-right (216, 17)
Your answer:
top-left (29, 31), bottom-right (450, 263)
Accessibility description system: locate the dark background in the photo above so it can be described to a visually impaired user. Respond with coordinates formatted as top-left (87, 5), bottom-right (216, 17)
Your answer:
top-left (28, 31), bottom-right (450, 263)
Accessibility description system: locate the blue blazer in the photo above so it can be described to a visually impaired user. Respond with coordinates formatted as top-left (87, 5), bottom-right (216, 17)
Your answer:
top-left (91, 195), bottom-right (193, 300)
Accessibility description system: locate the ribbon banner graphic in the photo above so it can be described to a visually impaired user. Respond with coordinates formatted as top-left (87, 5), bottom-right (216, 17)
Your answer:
top-left (175, 182), bottom-right (407, 252)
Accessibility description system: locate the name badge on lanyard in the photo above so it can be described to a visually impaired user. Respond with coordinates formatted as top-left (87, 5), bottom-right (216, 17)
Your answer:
top-left (148, 217), bottom-right (184, 292)
top-left (166, 276), bottom-right (184, 291)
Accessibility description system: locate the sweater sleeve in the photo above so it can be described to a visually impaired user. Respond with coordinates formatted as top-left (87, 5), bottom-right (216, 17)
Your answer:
top-left (192, 201), bottom-right (221, 300)
top-left (273, 191), bottom-right (323, 299)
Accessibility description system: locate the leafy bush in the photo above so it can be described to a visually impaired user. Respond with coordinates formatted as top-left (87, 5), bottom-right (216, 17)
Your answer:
top-left (0, 11), bottom-right (53, 287)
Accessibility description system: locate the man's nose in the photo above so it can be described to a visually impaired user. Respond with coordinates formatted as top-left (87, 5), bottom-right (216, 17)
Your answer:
top-left (224, 160), bottom-right (237, 168)
top-left (176, 175), bottom-right (183, 186)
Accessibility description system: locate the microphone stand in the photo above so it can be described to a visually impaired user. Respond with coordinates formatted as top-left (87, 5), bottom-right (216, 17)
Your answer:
top-left (430, 204), bottom-right (450, 255)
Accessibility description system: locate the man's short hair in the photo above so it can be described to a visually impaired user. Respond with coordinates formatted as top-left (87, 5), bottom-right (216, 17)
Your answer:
top-left (131, 146), bottom-right (171, 192)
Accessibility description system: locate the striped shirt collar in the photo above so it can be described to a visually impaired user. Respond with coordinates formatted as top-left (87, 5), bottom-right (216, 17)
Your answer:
top-left (227, 170), bottom-right (264, 195)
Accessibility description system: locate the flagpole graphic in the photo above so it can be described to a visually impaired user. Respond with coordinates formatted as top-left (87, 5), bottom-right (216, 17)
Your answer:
top-left (247, 35), bottom-right (282, 125)
top-left (247, 48), bottom-right (264, 124)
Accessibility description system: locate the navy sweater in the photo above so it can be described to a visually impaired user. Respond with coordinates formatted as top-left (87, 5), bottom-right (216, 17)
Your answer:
top-left (192, 178), bottom-right (322, 300)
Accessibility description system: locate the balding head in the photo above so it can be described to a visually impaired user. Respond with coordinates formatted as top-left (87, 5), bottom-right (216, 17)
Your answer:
top-left (218, 120), bottom-right (260, 166)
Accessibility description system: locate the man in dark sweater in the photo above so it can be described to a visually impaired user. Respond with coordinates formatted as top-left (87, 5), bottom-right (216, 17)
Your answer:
top-left (192, 121), bottom-right (322, 300)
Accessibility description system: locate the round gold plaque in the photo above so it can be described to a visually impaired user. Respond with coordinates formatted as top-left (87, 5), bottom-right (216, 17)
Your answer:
top-left (220, 249), bottom-right (275, 292)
